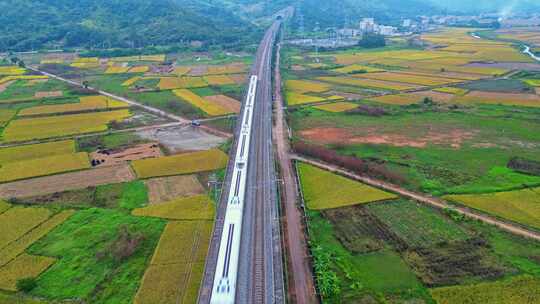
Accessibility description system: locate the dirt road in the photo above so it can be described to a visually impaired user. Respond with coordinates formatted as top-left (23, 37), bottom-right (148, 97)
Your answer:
top-left (273, 42), bottom-right (318, 304)
top-left (293, 155), bottom-right (540, 242)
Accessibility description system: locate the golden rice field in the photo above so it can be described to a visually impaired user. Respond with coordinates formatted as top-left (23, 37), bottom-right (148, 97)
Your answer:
top-left (73, 57), bottom-right (99, 63)
top-left (158, 77), bottom-right (207, 90)
top-left (332, 64), bottom-right (385, 74)
top-left (455, 91), bottom-right (540, 108)
top-left (132, 149), bottom-right (228, 179)
top-left (286, 92), bottom-right (326, 106)
top-left (444, 188), bottom-right (540, 229)
top-left (353, 71), bottom-right (462, 86)
top-left (333, 49), bottom-right (452, 65)
top-left (434, 87), bottom-right (469, 95)
top-left (0, 210), bottom-right (74, 267)
top-left (105, 66), bottom-right (130, 74)
top-left (0, 207), bottom-right (51, 250)
top-left (0, 140), bottom-right (75, 166)
top-left (0, 253), bottom-right (56, 291)
top-left (203, 75), bottom-right (235, 85)
top-left (430, 275), bottom-right (540, 304)
top-left (317, 76), bottom-right (422, 91)
top-left (132, 195), bottom-right (215, 220)
top-left (110, 54), bottom-right (166, 62)
top-left (134, 221), bottom-right (212, 304)
top-left (0, 66), bottom-right (26, 76)
top-left (313, 102), bottom-right (358, 113)
top-left (0, 109), bottom-right (16, 126)
top-left (173, 66), bottom-right (191, 76)
top-left (285, 79), bottom-right (330, 93)
top-left (0, 152), bottom-right (90, 183)
top-left (2, 109), bottom-right (131, 141)
top-left (122, 76), bottom-right (142, 87)
top-left (368, 94), bottom-right (424, 105)
top-left (298, 163), bottom-right (397, 210)
top-left (19, 95), bottom-right (128, 116)
top-left (0, 75), bottom-right (48, 85)
top-left (0, 201), bottom-right (10, 214)
top-left (69, 62), bottom-right (100, 69)
top-left (173, 89), bottom-right (232, 116)
top-left (129, 66), bottom-right (150, 73)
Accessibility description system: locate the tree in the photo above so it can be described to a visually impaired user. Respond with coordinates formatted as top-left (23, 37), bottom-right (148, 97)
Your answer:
top-left (16, 277), bottom-right (37, 292)
top-left (358, 33), bottom-right (386, 48)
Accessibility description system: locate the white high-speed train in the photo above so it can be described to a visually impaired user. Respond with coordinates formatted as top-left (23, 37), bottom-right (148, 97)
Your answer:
top-left (210, 75), bottom-right (258, 304)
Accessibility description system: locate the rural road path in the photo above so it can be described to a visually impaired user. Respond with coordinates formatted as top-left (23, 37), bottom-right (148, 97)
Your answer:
top-left (28, 66), bottom-right (189, 123)
top-left (293, 155), bottom-right (540, 242)
top-left (273, 43), bottom-right (318, 304)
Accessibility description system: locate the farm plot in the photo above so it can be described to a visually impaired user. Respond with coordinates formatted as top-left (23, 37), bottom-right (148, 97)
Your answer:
top-left (313, 102), bottom-right (358, 113)
top-left (203, 75), bottom-right (235, 86)
top-left (0, 75), bottom-right (48, 85)
top-left (367, 93), bottom-right (424, 105)
top-left (0, 253), bottom-right (55, 291)
top-left (0, 210), bottom-right (74, 267)
top-left (204, 95), bottom-right (240, 113)
top-left (28, 208), bottom-right (165, 303)
top-left (0, 109), bottom-right (15, 126)
top-left (367, 200), bottom-right (470, 248)
top-left (132, 194), bottom-right (215, 220)
top-left (132, 149), bottom-right (228, 179)
top-left (298, 162), bottom-right (397, 210)
top-left (353, 72), bottom-right (462, 86)
top-left (129, 66), bottom-right (150, 73)
top-left (434, 87), bottom-right (468, 95)
top-left (134, 220), bottom-right (213, 304)
top-left (0, 201), bottom-right (9, 214)
top-left (158, 77), bottom-right (207, 90)
top-left (2, 109), bottom-right (131, 142)
top-left (430, 275), bottom-right (540, 304)
top-left (205, 63), bottom-right (245, 75)
top-left (286, 92), bottom-right (326, 105)
top-left (0, 152), bottom-right (90, 183)
top-left (0, 66), bottom-right (26, 76)
top-left (19, 95), bottom-right (128, 116)
top-left (109, 55), bottom-right (166, 62)
top-left (285, 80), bottom-right (330, 93)
top-left (444, 188), bottom-right (540, 230)
top-left (332, 64), bottom-right (385, 74)
top-left (456, 91), bottom-right (540, 108)
top-left (122, 76), bottom-right (142, 86)
top-left (0, 138), bottom-right (76, 164)
top-left (0, 164), bottom-right (135, 199)
top-left (0, 207), bottom-right (51, 250)
top-left (105, 66), bottom-right (130, 74)
top-left (317, 76), bottom-right (423, 91)
top-left (145, 175), bottom-right (205, 204)
top-left (173, 89), bottom-right (232, 116)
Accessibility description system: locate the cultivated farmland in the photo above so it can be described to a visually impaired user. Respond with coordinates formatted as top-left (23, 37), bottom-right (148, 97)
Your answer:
top-left (132, 194), bottom-right (215, 220)
top-left (132, 149), bottom-right (228, 179)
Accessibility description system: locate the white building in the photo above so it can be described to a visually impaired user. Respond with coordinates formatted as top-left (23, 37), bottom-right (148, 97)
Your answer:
top-left (359, 18), bottom-right (376, 33)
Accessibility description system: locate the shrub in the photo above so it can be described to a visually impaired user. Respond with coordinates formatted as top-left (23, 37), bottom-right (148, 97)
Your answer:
top-left (16, 277), bottom-right (37, 292)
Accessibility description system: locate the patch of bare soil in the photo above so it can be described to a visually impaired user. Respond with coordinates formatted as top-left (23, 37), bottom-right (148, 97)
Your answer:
top-left (205, 95), bottom-right (240, 113)
top-left (0, 80), bottom-right (15, 93)
top-left (468, 90), bottom-right (540, 101)
top-left (145, 175), bottom-right (205, 204)
top-left (0, 164), bottom-right (135, 198)
top-left (91, 143), bottom-right (161, 167)
top-left (411, 90), bottom-right (455, 103)
top-left (300, 127), bottom-right (477, 148)
top-left (34, 91), bottom-right (63, 98)
top-left (137, 125), bottom-right (226, 153)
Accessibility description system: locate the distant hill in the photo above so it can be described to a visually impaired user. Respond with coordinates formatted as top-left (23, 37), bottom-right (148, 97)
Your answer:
top-left (428, 0), bottom-right (540, 14)
top-left (0, 0), bottom-right (260, 52)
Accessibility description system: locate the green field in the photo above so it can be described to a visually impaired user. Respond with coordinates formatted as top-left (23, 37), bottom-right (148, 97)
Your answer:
top-left (28, 208), bottom-right (165, 303)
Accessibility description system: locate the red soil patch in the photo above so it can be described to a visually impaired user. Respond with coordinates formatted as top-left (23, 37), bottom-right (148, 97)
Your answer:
top-left (205, 95), bottom-right (241, 113)
top-left (229, 74), bottom-right (247, 85)
top-left (300, 127), bottom-right (476, 149)
top-left (0, 164), bottom-right (135, 198)
top-left (34, 91), bottom-right (63, 98)
top-left (91, 143), bottom-right (161, 167)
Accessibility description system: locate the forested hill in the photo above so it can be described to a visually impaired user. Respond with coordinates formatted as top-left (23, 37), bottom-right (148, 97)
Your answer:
top-left (0, 0), bottom-right (259, 52)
